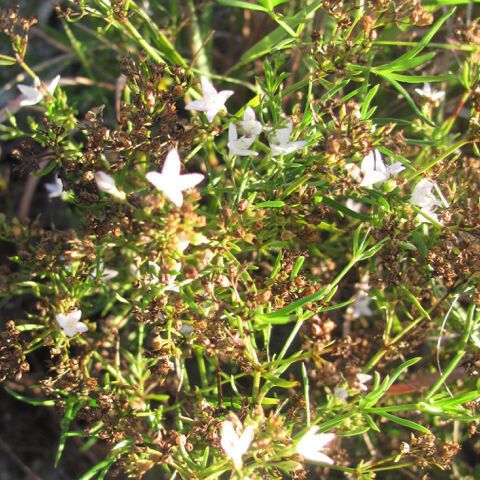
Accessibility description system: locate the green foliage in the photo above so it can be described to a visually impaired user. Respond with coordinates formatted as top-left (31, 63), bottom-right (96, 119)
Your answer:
top-left (0, 1), bottom-right (480, 479)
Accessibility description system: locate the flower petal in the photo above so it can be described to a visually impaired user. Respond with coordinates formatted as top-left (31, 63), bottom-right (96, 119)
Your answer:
top-left (176, 173), bottom-right (204, 191)
top-left (200, 77), bottom-right (217, 97)
top-left (161, 148), bottom-right (182, 177)
top-left (162, 187), bottom-right (184, 207)
top-left (185, 98), bottom-right (208, 112)
top-left (46, 75), bottom-right (61, 95)
top-left (146, 171), bottom-right (168, 192)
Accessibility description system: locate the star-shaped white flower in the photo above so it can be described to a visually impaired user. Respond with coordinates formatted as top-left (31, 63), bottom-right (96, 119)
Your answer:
top-left (44, 173), bottom-right (63, 198)
top-left (227, 123), bottom-right (258, 157)
top-left (356, 373), bottom-right (372, 391)
top-left (91, 261), bottom-right (119, 282)
top-left (414, 83), bottom-right (445, 103)
top-left (221, 419), bottom-right (255, 470)
top-left (269, 121), bottom-right (307, 156)
top-left (146, 148), bottom-right (204, 207)
top-left (409, 178), bottom-right (446, 223)
top-left (352, 291), bottom-right (373, 319)
top-left (352, 149), bottom-right (405, 188)
top-left (185, 77), bottom-right (234, 123)
top-left (56, 309), bottom-right (88, 337)
top-left (18, 75), bottom-right (60, 107)
top-left (95, 171), bottom-right (126, 199)
top-left (238, 107), bottom-right (263, 138)
top-left (296, 427), bottom-right (335, 465)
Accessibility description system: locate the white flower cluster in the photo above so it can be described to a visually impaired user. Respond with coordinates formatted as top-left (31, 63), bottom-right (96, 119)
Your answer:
top-left (185, 77), bottom-right (307, 158)
top-left (220, 417), bottom-right (255, 470)
top-left (49, 76), bottom-right (449, 339)
top-left (218, 414), bottom-right (338, 470)
top-left (409, 178), bottom-right (448, 224)
top-left (347, 148), bottom-right (449, 225)
top-left (346, 149), bottom-right (404, 188)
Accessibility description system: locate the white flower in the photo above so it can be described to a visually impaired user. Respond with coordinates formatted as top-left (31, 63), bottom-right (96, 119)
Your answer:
top-left (147, 261), bottom-right (188, 292)
top-left (333, 387), bottom-right (349, 400)
top-left (221, 419), bottom-right (255, 470)
top-left (409, 179), bottom-right (446, 223)
top-left (165, 262), bottom-right (182, 292)
top-left (44, 173), bottom-right (63, 198)
top-left (352, 149), bottom-right (404, 188)
top-left (147, 261), bottom-right (161, 285)
top-left (346, 199), bottom-right (363, 213)
top-left (269, 121), bottom-right (307, 156)
top-left (356, 373), bottom-right (372, 391)
top-left (296, 427), bottom-right (335, 465)
top-left (18, 75), bottom-right (60, 107)
top-left (238, 107), bottom-right (262, 138)
top-left (95, 171), bottom-right (126, 199)
top-left (91, 262), bottom-right (119, 282)
top-left (146, 148), bottom-right (204, 207)
top-left (400, 442), bottom-right (411, 455)
top-left (176, 233), bottom-right (190, 254)
top-left (185, 77), bottom-right (234, 123)
top-left (414, 83), bottom-right (445, 103)
top-left (352, 291), bottom-right (373, 319)
top-left (227, 123), bottom-right (258, 157)
top-left (56, 309), bottom-right (88, 337)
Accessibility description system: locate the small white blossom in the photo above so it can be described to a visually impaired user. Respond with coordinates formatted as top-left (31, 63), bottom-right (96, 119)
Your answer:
top-left (356, 373), bottom-right (372, 391)
top-left (414, 83), bottom-right (445, 103)
top-left (296, 427), bottom-right (335, 465)
top-left (348, 149), bottom-right (404, 188)
top-left (44, 173), bottom-right (63, 198)
top-left (185, 77), bottom-right (234, 123)
top-left (91, 261), bottom-right (119, 282)
top-left (227, 123), bottom-right (258, 157)
top-left (409, 178), bottom-right (446, 223)
top-left (238, 107), bottom-right (262, 138)
top-left (333, 387), bottom-right (349, 400)
top-left (176, 233), bottom-right (190, 254)
top-left (165, 262), bottom-right (182, 292)
top-left (101, 268), bottom-right (119, 281)
top-left (147, 261), bottom-right (161, 285)
top-left (346, 199), bottom-right (363, 213)
top-left (269, 121), bottom-right (307, 156)
top-left (352, 291), bottom-right (373, 319)
top-left (147, 261), bottom-right (190, 292)
top-left (95, 171), bottom-right (126, 199)
top-left (56, 309), bottom-right (88, 337)
top-left (18, 75), bottom-right (60, 107)
top-left (146, 148), bottom-right (204, 207)
top-left (221, 419), bottom-right (255, 470)
top-left (400, 442), bottom-right (411, 455)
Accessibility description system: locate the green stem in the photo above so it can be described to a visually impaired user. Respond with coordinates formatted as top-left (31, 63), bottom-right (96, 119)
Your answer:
top-left (187, 0), bottom-right (211, 74)
top-left (195, 348), bottom-right (208, 389)
top-left (122, 18), bottom-right (165, 65)
top-left (252, 369), bottom-right (261, 403)
top-left (408, 139), bottom-right (469, 180)
top-left (425, 304), bottom-right (475, 400)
